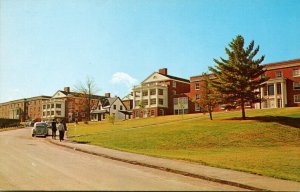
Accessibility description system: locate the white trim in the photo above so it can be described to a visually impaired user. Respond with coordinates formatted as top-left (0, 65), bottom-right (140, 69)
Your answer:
top-left (294, 95), bottom-right (300, 103)
top-left (264, 63), bottom-right (300, 70)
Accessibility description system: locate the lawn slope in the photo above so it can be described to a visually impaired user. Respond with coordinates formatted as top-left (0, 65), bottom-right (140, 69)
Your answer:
top-left (68, 107), bottom-right (300, 181)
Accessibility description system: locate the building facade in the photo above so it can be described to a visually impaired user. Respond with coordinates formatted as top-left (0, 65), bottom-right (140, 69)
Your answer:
top-left (190, 58), bottom-right (300, 113)
top-left (91, 93), bottom-right (128, 121)
top-left (255, 59), bottom-right (300, 109)
top-left (0, 96), bottom-right (51, 122)
top-left (132, 68), bottom-right (190, 118)
top-left (41, 87), bottom-right (102, 122)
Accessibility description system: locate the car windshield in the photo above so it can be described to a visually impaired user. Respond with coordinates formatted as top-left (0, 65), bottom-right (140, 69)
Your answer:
top-left (35, 123), bottom-right (46, 128)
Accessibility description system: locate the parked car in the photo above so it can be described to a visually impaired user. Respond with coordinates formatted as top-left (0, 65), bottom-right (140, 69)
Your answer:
top-left (32, 122), bottom-right (48, 137)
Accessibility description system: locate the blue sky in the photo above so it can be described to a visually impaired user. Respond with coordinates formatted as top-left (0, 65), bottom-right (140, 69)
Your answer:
top-left (1, 0), bottom-right (300, 103)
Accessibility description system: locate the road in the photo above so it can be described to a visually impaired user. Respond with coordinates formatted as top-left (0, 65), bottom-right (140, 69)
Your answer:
top-left (0, 128), bottom-right (242, 191)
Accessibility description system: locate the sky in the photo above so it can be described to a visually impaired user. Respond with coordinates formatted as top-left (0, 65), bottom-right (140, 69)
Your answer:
top-left (1, 0), bottom-right (300, 103)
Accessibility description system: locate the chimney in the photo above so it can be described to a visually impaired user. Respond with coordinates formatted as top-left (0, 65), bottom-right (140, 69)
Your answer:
top-left (105, 93), bottom-right (111, 98)
top-left (159, 68), bottom-right (168, 75)
top-left (64, 87), bottom-right (70, 93)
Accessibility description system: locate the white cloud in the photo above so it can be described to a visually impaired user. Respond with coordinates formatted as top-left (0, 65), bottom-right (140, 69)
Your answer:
top-left (111, 72), bottom-right (138, 89)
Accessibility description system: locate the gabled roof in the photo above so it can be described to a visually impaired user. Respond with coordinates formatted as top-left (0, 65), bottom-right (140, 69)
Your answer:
top-left (102, 97), bottom-right (118, 107)
top-left (52, 90), bottom-right (103, 99)
top-left (141, 71), bottom-right (190, 84)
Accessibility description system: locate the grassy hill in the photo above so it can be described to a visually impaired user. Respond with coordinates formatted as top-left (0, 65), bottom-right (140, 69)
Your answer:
top-left (68, 107), bottom-right (300, 181)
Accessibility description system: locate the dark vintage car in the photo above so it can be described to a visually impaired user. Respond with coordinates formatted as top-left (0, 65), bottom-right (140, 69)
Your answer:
top-left (31, 122), bottom-right (48, 137)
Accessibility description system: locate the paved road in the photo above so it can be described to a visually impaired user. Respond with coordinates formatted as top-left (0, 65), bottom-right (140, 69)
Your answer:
top-left (0, 128), bottom-right (242, 191)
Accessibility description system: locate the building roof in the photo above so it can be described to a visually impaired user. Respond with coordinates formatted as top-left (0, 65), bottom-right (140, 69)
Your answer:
top-left (163, 74), bottom-right (190, 83)
top-left (262, 58), bottom-right (300, 70)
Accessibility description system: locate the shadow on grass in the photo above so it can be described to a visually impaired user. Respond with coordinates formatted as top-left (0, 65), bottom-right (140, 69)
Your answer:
top-left (229, 116), bottom-right (300, 129)
top-left (75, 141), bottom-right (90, 144)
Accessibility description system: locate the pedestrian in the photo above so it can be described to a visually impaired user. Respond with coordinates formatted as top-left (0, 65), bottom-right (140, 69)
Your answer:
top-left (63, 119), bottom-right (67, 139)
top-left (51, 120), bottom-right (57, 139)
top-left (57, 120), bottom-right (65, 142)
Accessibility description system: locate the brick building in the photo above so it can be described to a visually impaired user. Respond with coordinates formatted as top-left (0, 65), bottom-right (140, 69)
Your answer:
top-left (190, 58), bottom-right (300, 113)
top-left (42, 87), bottom-right (103, 122)
top-left (132, 68), bottom-right (190, 118)
top-left (255, 58), bottom-right (300, 109)
top-left (0, 96), bottom-right (51, 122)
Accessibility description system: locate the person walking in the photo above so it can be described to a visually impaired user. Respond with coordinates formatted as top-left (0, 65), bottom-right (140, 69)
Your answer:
top-left (57, 120), bottom-right (65, 142)
top-left (51, 120), bottom-right (57, 139)
top-left (63, 119), bottom-right (67, 139)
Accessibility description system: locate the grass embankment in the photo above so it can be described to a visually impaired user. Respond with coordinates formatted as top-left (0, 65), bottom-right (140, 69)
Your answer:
top-left (68, 108), bottom-right (300, 181)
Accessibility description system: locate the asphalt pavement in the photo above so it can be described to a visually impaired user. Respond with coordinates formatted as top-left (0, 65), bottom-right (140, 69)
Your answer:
top-left (48, 134), bottom-right (300, 191)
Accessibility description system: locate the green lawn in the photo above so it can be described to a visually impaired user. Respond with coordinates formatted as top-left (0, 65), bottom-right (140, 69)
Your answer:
top-left (68, 107), bottom-right (300, 181)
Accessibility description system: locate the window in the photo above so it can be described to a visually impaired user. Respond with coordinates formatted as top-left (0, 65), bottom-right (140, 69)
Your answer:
top-left (159, 99), bottom-right (164, 105)
top-left (51, 111), bottom-right (54, 115)
top-left (143, 100), bottom-right (148, 105)
top-left (43, 105), bottom-right (46, 109)
top-left (142, 90), bottom-right (148, 96)
top-left (293, 69), bottom-right (300, 77)
top-left (120, 106), bottom-right (123, 110)
top-left (47, 104), bottom-right (50, 108)
top-left (195, 104), bottom-right (200, 111)
top-left (173, 98), bottom-right (178, 105)
top-left (150, 99), bottom-right (156, 105)
top-left (135, 111), bottom-right (139, 118)
top-left (113, 105), bottom-right (116, 110)
top-left (56, 111), bottom-right (61, 116)
top-left (158, 89), bottom-right (163, 95)
top-left (195, 94), bottom-right (200, 100)
top-left (263, 85), bottom-right (267, 96)
top-left (135, 100), bottom-right (140, 107)
top-left (56, 104), bottom-right (61, 108)
top-left (51, 104), bottom-right (54, 108)
top-left (182, 97), bottom-right (188, 104)
top-left (293, 82), bottom-right (300, 90)
top-left (195, 83), bottom-right (200, 90)
top-left (268, 85), bottom-right (274, 96)
top-left (150, 110), bottom-right (155, 116)
top-left (150, 89), bottom-right (156, 95)
top-left (135, 91), bottom-right (140, 97)
top-left (173, 81), bottom-right (176, 88)
top-left (294, 95), bottom-right (300, 103)
top-left (277, 83), bottom-right (282, 94)
top-left (276, 71), bottom-right (282, 78)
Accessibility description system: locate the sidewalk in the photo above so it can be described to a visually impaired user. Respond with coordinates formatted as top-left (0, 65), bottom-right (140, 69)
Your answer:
top-left (48, 138), bottom-right (300, 191)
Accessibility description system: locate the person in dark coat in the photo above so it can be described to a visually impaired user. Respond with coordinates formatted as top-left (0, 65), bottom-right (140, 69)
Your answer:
top-left (57, 121), bottom-right (65, 142)
top-left (51, 120), bottom-right (57, 139)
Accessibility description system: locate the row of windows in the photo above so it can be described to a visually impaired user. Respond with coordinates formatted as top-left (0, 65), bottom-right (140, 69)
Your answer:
top-left (135, 99), bottom-right (164, 106)
top-left (173, 97), bottom-right (188, 105)
top-left (43, 103), bottom-right (62, 109)
top-left (137, 89), bottom-right (164, 97)
top-left (193, 69), bottom-right (300, 91)
top-left (43, 111), bottom-right (62, 116)
top-left (275, 69), bottom-right (300, 78)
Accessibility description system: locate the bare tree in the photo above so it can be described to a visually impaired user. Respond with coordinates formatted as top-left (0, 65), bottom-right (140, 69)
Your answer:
top-left (74, 76), bottom-right (100, 121)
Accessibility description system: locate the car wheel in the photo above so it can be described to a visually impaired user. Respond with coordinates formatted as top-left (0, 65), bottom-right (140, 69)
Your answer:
top-left (32, 134), bottom-right (35, 137)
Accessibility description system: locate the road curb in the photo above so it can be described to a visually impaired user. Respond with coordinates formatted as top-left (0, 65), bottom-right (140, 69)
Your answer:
top-left (48, 139), bottom-right (267, 191)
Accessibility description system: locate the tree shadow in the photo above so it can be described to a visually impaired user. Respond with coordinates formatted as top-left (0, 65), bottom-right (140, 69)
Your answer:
top-left (228, 116), bottom-right (300, 129)
top-left (75, 141), bottom-right (90, 144)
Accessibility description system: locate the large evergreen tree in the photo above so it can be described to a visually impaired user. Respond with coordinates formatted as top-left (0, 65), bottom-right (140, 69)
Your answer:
top-left (209, 35), bottom-right (268, 120)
